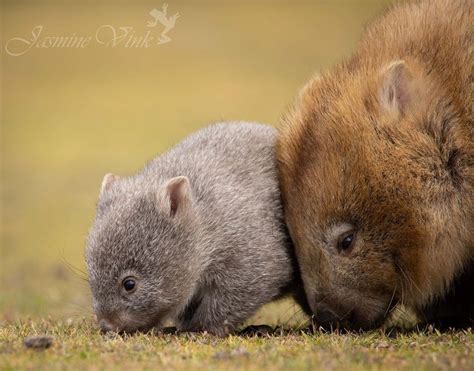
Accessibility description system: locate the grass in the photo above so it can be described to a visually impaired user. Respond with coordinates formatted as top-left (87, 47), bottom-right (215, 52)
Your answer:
top-left (2, 0), bottom-right (472, 369)
top-left (1, 319), bottom-right (473, 370)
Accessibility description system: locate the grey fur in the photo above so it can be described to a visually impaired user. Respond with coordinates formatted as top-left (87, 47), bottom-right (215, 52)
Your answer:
top-left (85, 122), bottom-right (306, 335)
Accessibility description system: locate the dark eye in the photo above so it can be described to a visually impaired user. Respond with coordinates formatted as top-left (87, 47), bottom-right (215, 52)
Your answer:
top-left (122, 277), bottom-right (136, 292)
top-left (337, 232), bottom-right (355, 253)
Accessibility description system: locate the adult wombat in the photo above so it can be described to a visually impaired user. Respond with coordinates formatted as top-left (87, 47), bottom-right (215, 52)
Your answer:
top-left (277, 0), bottom-right (473, 329)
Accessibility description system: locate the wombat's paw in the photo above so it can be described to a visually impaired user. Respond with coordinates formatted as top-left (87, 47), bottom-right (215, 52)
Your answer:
top-left (151, 326), bottom-right (178, 335)
top-left (239, 324), bottom-right (274, 337)
top-left (206, 327), bottom-right (231, 338)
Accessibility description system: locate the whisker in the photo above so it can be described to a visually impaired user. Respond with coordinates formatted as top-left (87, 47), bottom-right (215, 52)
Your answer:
top-left (384, 285), bottom-right (398, 318)
top-left (397, 262), bottom-right (423, 299)
top-left (60, 250), bottom-right (89, 281)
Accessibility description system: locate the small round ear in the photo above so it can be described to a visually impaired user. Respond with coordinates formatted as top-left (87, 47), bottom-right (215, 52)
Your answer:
top-left (100, 173), bottom-right (120, 197)
top-left (378, 59), bottom-right (433, 121)
top-left (156, 176), bottom-right (193, 218)
top-left (378, 60), bottom-right (414, 118)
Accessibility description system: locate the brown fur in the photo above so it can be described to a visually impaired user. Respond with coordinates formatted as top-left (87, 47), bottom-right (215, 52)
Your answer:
top-left (277, 0), bottom-right (473, 329)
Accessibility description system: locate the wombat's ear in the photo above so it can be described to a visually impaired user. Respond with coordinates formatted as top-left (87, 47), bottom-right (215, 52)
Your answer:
top-left (378, 60), bottom-right (422, 118)
top-left (156, 176), bottom-right (193, 218)
top-left (100, 173), bottom-right (120, 197)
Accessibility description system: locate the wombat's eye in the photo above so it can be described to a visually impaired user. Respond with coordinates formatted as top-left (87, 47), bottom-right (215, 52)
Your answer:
top-left (122, 277), bottom-right (136, 292)
top-left (337, 232), bottom-right (355, 253)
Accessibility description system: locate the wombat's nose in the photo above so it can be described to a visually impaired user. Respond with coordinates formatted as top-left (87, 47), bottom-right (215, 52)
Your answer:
top-left (314, 304), bottom-right (340, 329)
top-left (98, 319), bottom-right (115, 333)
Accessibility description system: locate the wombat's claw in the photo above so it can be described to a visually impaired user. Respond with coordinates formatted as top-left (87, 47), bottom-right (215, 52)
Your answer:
top-left (147, 20), bottom-right (157, 28)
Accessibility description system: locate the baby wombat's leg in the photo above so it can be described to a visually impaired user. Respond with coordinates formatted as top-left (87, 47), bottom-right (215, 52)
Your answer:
top-left (179, 289), bottom-right (255, 337)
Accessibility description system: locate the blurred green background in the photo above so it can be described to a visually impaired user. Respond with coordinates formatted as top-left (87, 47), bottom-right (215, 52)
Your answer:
top-left (1, 0), bottom-right (390, 324)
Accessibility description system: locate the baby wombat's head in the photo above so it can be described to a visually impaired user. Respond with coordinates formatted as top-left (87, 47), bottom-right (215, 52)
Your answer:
top-left (278, 60), bottom-right (469, 329)
top-left (86, 174), bottom-right (200, 333)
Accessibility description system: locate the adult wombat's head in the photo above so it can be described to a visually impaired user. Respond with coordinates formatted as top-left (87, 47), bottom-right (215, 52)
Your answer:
top-left (86, 174), bottom-right (200, 333)
top-left (277, 60), bottom-right (470, 330)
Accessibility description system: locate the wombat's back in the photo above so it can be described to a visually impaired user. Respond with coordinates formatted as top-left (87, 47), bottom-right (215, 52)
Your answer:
top-left (144, 122), bottom-right (280, 219)
top-left (142, 122), bottom-right (294, 292)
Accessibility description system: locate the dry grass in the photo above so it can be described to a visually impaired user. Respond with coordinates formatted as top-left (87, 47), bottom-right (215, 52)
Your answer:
top-left (1, 319), bottom-right (473, 371)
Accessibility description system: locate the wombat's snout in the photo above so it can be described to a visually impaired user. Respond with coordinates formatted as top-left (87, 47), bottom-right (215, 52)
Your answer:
top-left (313, 304), bottom-right (344, 330)
top-left (98, 318), bottom-right (117, 333)
top-left (96, 313), bottom-right (124, 333)
top-left (96, 312), bottom-right (155, 334)
top-left (313, 298), bottom-right (391, 331)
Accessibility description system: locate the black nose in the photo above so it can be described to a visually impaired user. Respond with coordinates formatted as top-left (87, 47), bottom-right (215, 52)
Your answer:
top-left (314, 305), bottom-right (340, 329)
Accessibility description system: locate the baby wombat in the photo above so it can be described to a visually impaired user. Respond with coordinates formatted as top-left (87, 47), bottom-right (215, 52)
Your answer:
top-left (277, 0), bottom-right (473, 330)
top-left (86, 122), bottom-right (306, 335)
